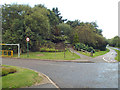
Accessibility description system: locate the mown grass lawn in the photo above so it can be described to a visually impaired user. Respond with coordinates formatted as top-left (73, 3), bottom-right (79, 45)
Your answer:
top-left (114, 49), bottom-right (120, 61)
top-left (2, 65), bottom-right (43, 88)
top-left (78, 49), bottom-right (110, 58)
top-left (14, 50), bottom-right (80, 60)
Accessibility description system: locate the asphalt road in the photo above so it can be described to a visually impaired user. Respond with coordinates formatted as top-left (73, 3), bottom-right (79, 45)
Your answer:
top-left (2, 58), bottom-right (118, 88)
top-left (90, 47), bottom-right (117, 63)
top-left (69, 47), bottom-right (118, 63)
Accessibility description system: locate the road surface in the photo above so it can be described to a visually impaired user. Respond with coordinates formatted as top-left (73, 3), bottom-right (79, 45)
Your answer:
top-left (2, 47), bottom-right (119, 88)
top-left (2, 58), bottom-right (118, 88)
top-left (70, 47), bottom-right (118, 63)
top-left (90, 47), bottom-right (117, 63)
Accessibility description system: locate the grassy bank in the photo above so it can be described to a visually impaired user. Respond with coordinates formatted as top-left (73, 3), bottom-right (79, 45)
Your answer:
top-left (2, 65), bottom-right (43, 88)
top-left (78, 49), bottom-right (110, 58)
top-left (14, 50), bottom-right (80, 60)
top-left (114, 49), bottom-right (120, 61)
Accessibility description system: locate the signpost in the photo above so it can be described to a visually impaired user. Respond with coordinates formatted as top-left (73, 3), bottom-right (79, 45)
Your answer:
top-left (26, 37), bottom-right (30, 57)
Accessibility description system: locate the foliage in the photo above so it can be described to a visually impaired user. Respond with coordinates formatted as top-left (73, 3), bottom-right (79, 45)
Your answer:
top-left (66, 20), bottom-right (80, 28)
top-left (73, 33), bottom-right (79, 44)
top-left (108, 36), bottom-right (120, 47)
top-left (40, 48), bottom-right (60, 52)
top-left (74, 43), bottom-right (95, 52)
top-left (69, 22), bottom-right (107, 50)
top-left (2, 4), bottom-right (108, 53)
top-left (2, 4), bottom-right (51, 52)
top-left (52, 7), bottom-right (67, 23)
top-left (56, 23), bottom-right (72, 36)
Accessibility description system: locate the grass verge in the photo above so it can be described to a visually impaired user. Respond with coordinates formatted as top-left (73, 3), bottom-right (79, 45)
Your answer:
top-left (2, 65), bottom-right (43, 88)
top-left (14, 50), bottom-right (80, 60)
top-left (114, 49), bottom-right (120, 61)
top-left (78, 49), bottom-right (110, 58)
top-left (2, 66), bottom-right (17, 76)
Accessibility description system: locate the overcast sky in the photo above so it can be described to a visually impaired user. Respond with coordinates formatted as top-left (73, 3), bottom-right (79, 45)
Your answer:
top-left (1, 0), bottom-right (119, 39)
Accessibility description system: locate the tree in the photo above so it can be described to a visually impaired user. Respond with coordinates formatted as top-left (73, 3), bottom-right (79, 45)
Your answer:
top-left (2, 4), bottom-right (51, 52)
top-left (57, 23), bottom-right (72, 36)
top-left (73, 33), bottom-right (79, 44)
top-left (108, 36), bottom-right (120, 47)
top-left (2, 4), bottom-right (108, 52)
top-left (66, 20), bottom-right (80, 28)
top-left (2, 4), bottom-right (32, 52)
top-left (52, 7), bottom-right (67, 24)
top-left (72, 22), bottom-right (107, 50)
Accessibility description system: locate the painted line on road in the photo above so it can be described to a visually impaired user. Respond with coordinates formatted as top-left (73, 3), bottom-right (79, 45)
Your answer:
top-left (42, 73), bottom-right (60, 89)
top-left (103, 57), bottom-right (117, 63)
top-left (103, 57), bottom-right (110, 63)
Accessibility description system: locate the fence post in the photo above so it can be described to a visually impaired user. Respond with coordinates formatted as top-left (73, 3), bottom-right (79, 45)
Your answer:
top-left (7, 51), bottom-right (8, 56)
top-left (11, 51), bottom-right (13, 57)
top-left (64, 43), bottom-right (65, 58)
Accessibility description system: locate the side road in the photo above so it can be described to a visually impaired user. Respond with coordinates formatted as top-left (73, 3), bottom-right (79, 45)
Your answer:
top-left (69, 47), bottom-right (118, 63)
top-left (69, 48), bottom-right (92, 60)
top-left (90, 47), bottom-right (118, 63)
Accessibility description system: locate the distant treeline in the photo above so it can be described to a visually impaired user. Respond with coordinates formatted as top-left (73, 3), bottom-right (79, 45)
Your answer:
top-left (2, 4), bottom-right (107, 53)
top-left (108, 36), bottom-right (120, 47)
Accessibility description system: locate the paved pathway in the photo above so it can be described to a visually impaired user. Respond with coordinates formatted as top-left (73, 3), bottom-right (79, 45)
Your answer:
top-left (2, 58), bottom-right (118, 88)
top-left (69, 47), bottom-right (118, 63)
top-left (69, 48), bottom-right (92, 60)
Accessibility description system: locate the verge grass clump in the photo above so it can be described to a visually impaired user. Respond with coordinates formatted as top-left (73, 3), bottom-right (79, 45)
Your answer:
top-left (114, 49), bottom-right (120, 61)
top-left (2, 67), bottom-right (17, 76)
top-left (2, 65), bottom-right (43, 88)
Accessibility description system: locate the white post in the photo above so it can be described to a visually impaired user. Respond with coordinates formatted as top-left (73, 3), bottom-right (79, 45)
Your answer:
top-left (18, 44), bottom-right (20, 58)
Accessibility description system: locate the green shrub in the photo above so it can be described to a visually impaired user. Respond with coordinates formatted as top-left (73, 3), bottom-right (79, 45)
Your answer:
top-left (2, 67), bottom-right (17, 76)
top-left (9, 68), bottom-right (17, 73)
top-left (40, 48), bottom-right (61, 52)
top-left (40, 48), bottom-right (46, 52)
top-left (95, 49), bottom-right (100, 52)
top-left (74, 43), bottom-right (95, 53)
top-left (2, 68), bottom-right (9, 76)
top-left (87, 47), bottom-right (93, 52)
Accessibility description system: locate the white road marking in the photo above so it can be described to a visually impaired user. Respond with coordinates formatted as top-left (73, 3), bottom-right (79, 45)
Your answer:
top-left (103, 57), bottom-right (117, 63)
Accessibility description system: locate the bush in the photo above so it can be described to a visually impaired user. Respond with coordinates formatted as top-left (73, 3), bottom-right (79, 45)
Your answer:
top-left (74, 43), bottom-right (95, 53)
top-left (95, 49), bottom-right (100, 52)
top-left (87, 47), bottom-right (93, 52)
top-left (2, 69), bottom-right (9, 76)
top-left (40, 48), bottom-right (46, 52)
top-left (2, 67), bottom-right (17, 76)
top-left (40, 48), bottom-right (60, 52)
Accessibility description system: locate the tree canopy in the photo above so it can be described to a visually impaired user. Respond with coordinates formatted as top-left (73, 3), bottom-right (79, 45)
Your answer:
top-left (66, 21), bottom-right (107, 50)
top-left (2, 4), bottom-right (108, 52)
top-left (108, 36), bottom-right (120, 47)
